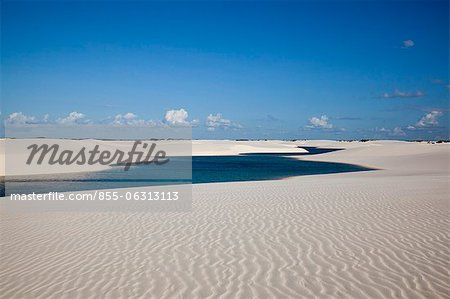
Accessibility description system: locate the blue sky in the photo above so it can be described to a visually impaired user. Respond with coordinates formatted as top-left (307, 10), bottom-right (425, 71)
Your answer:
top-left (1, 1), bottom-right (449, 139)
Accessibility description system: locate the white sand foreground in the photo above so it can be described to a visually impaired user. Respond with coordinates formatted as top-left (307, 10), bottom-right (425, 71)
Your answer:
top-left (0, 140), bottom-right (449, 298)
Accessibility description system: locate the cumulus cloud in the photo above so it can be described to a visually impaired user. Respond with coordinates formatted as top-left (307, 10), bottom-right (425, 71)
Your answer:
top-left (112, 112), bottom-right (148, 126)
top-left (402, 39), bottom-right (415, 48)
top-left (6, 112), bottom-right (37, 125)
top-left (391, 127), bottom-right (406, 136)
top-left (373, 127), bottom-right (406, 136)
top-left (415, 110), bottom-right (442, 128)
top-left (307, 115), bottom-right (333, 129)
top-left (206, 113), bottom-right (242, 131)
top-left (164, 108), bottom-right (190, 126)
top-left (57, 111), bottom-right (86, 124)
top-left (375, 127), bottom-right (390, 133)
top-left (382, 89), bottom-right (424, 99)
top-left (123, 112), bottom-right (137, 121)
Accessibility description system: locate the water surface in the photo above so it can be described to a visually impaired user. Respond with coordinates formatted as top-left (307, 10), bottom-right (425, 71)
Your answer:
top-left (1, 149), bottom-right (373, 196)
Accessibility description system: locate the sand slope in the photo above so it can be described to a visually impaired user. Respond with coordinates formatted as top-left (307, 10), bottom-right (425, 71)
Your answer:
top-left (1, 141), bottom-right (449, 298)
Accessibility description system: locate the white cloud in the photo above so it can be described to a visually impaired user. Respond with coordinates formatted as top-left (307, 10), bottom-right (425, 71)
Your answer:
top-left (206, 113), bottom-right (242, 131)
top-left (307, 115), bottom-right (332, 129)
top-left (112, 112), bottom-right (148, 126)
top-left (123, 112), bottom-right (137, 120)
top-left (415, 110), bottom-right (443, 128)
top-left (373, 127), bottom-right (407, 136)
top-left (375, 127), bottom-right (389, 133)
top-left (57, 111), bottom-right (86, 124)
top-left (402, 39), bottom-right (415, 48)
top-left (391, 127), bottom-right (406, 136)
top-left (382, 89), bottom-right (424, 99)
top-left (6, 112), bottom-right (37, 125)
top-left (164, 108), bottom-right (189, 126)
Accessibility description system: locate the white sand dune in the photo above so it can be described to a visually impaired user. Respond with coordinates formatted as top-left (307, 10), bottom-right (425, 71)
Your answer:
top-left (192, 139), bottom-right (308, 155)
top-left (0, 139), bottom-right (192, 176)
top-left (0, 140), bottom-right (449, 298)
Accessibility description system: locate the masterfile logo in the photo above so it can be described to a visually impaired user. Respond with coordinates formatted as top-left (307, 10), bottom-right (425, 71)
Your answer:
top-left (26, 141), bottom-right (169, 171)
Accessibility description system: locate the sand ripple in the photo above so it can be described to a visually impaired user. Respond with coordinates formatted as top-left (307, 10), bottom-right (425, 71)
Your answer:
top-left (1, 173), bottom-right (449, 298)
